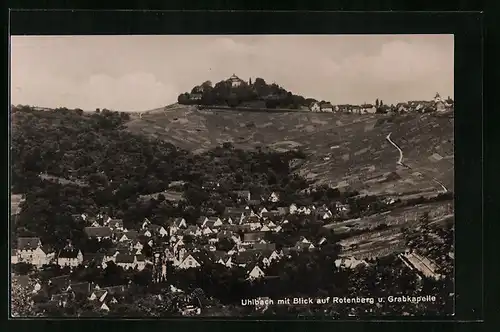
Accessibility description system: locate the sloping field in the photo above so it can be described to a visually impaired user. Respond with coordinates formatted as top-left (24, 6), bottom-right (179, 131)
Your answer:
top-left (39, 173), bottom-right (89, 187)
top-left (324, 201), bottom-right (454, 233)
top-left (139, 190), bottom-right (184, 202)
top-left (11, 194), bottom-right (23, 215)
top-left (126, 105), bottom-right (454, 195)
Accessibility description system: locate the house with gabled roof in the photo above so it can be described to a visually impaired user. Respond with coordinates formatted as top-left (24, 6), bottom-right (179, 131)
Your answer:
top-left (196, 216), bottom-right (208, 227)
top-left (261, 210), bottom-right (281, 220)
top-left (309, 101), bottom-right (321, 112)
top-left (267, 250), bottom-right (281, 263)
top-left (297, 206), bottom-right (312, 215)
top-left (108, 219), bottom-right (124, 230)
top-left (57, 245), bottom-right (83, 267)
top-left (276, 207), bottom-right (289, 216)
top-left (11, 249), bottom-right (18, 264)
top-left (217, 230), bottom-right (234, 240)
top-left (31, 280), bottom-right (42, 294)
top-left (243, 232), bottom-right (266, 244)
top-left (173, 217), bottom-right (187, 229)
top-left (133, 240), bottom-right (143, 251)
top-left (260, 224), bottom-right (271, 232)
top-left (168, 217), bottom-right (187, 235)
top-left (250, 243), bottom-right (276, 251)
top-left (225, 206), bottom-right (247, 217)
top-left (117, 230), bottom-right (139, 242)
top-left (140, 228), bottom-right (153, 238)
top-left (135, 255), bottom-right (146, 270)
top-left (88, 288), bottom-right (107, 301)
top-left (48, 274), bottom-right (71, 292)
top-left (230, 250), bottom-right (262, 268)
top-left (82, 253), bottom-right (105, 267)
top-left (320, 102), bottom-right (334, 113)
top-left (202, 216), bottom-right (221, 228)
top-left (17, 237), bottom-right (54, 266)
top-left (316, 207), bottom-right (333, 220)
top-left (90, 219), bottom-right (102, 227)
top-left (268, 192), bottom-right (280, 203)
top-left (361, 103), bottom-right (376, 114)
top-left (102, 248), bottom-right (120, 263)
top-left (231, 234), bottom-right (242, 244)
top-left (100, 301), bottom-right (111, 311)
top-left (211, 251), bottom-right (231, 266)
top-left (259, 207), bottom-right (269, 215)
top-left (84, 227), bottom-right (112, 241)
top-left (247, 265), bottom-right (266, 280)
top-left (234, 190), bottom-right (251, 201)
top-left (177, 252), bottom-right (203, 269)
top-left (294, 241), bottom-right (315, 251)
top-left (148, 224), bottom-right (168, 237)
top-left (102, 284), bottom-right (129, 295)
top-left (141, 218), bottom-right (152, 230)
top-left (243, 215), bottom-right (260, 224)
top-left (66, 281), bottom-right (91, 296)
top-left (115, 254), bottom-right (136, 270)
top-left (173, 238), bottom-right (185, 252)
top-left (50, 292), bottom-right (71, 308)
top-left (265, 220), bottom-right (277, 228)
top-left (17, 237), bottom-right (41, 254)
top-left (201, 226), bottom-right (213, 236)
top-left (185, 225), bottom-right (202, 237)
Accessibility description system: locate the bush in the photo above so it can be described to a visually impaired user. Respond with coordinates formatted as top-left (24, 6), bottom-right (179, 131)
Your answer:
top-left (12, 262), bottom-right (34, 275)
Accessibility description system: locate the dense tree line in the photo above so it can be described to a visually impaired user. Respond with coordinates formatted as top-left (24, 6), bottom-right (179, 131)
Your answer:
top-left (11, 105), bottom-right (454, 318)
top-left (177, 78), bottom-right (317, 109)
top-left (11, 106), bottom-right (309, 249)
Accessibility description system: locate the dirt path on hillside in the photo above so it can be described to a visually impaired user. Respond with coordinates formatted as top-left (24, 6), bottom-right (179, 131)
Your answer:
top-left (386, 132), bottom-right (448, 194)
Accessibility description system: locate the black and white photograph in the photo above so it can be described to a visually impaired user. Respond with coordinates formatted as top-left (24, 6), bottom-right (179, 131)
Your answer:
top-left (10, 34), bottom-right (455, 318)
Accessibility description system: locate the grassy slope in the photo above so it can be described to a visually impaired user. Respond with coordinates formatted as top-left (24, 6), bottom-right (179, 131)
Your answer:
top-left (126, 105), bottom-right (454, 196)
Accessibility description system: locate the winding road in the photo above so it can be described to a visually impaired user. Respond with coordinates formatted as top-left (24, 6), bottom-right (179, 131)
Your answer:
top-left (386, 133), bottom-right (405, 166)
top-left (386, 132), bottom-right (448, 194)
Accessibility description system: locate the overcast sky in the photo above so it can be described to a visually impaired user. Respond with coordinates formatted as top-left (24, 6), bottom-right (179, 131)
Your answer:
top-left (11, 34), bottom-right (454, 112)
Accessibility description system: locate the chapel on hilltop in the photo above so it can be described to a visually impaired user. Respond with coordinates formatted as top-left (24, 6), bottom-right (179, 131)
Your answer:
top-left (434, 92), bottom-right (442, 103)
top-left (227, 74), bottom-right (246, 87)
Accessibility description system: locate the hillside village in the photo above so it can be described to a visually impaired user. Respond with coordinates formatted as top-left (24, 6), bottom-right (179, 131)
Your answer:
top-left (10, 78), bottom-right (454, 317)
top-left (178, 74), bottom-right (454, 115)
top-left (11, 184), bottom-right (454, 317)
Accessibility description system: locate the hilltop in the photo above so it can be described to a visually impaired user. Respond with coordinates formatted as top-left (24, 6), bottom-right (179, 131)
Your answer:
top-left (177, 75), bottom-right (320, 109)
top-left (126, 104), bottom-right (454, 196)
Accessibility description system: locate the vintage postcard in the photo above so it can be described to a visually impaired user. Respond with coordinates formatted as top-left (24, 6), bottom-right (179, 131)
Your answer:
top-left (10, 34), bottom-right (455, 318)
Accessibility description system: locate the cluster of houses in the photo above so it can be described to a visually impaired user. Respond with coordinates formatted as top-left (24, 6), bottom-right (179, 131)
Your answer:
top-left (398, 250), bottom-right (443, 280)
top-left (11, 191), bottom-right (352, 284)
top-left (11, 238), bottom-right (83, 268)
top-left (11, 194), bottom-right (354, 313)
top-left (20, 271), bottom-right (205, 314)
top-left (308, 93), bottom-right (454, 114)
top-left (21, 272), bottom-right (132, 313)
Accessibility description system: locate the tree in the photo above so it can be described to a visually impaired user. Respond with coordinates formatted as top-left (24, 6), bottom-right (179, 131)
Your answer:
top-left (217, 237), bottom-right (235, 251)
top-left (226, 93), bottom-right (240, 108)
top-left (419, 211), bottom-right (430, 224)
top-left (222, 142), bottom-right (234, 150)
top-left (12, 263), bottom-right (34, 275)
top-left (201, 80), bottom-right (213, 89)
top-left (375, 99), bottom-right (379, 107)
top-left (177, 93), bottom-right (190, 105)
top-left (185, 187), bottom-right (209, 206)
